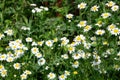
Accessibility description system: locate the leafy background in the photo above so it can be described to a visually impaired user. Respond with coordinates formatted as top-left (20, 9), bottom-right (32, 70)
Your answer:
top-left (0, 0), bottom-right (120, 80)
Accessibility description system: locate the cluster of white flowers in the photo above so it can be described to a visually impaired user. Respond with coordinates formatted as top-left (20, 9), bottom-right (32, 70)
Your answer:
top-left (102, 49), bottom-right (113, 58)
top-left (30, 46), bottom-right (45, 66)
top-left (0, 39), bottom-right (28, 64)
top-left (106, 1), bottom-right (119, 11)
top-left (61, 37), bottom-right (69, 46)
top-left (107, 24), bottom-right (120, 36)
top-left (0, 65), bottom-right (7, 77)
top-left (72, 50), bottom-right (85, 60)
top-left (77, 20), bottom-right (92, 32)
top-left (92, 52), bottom-right (101, 67)
top-left (0, 1), bottom-right (120, 79)
top-left (20, 70), bottom-right (32, 80)
top-left (32, 6), bottom-right (48, 13)
top-left (58, 71), bottom-right (70, 80)
top-left (73, 34), bottom-right (86, 45)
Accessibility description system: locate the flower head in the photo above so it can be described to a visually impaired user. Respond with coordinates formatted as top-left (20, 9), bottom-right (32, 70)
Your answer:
top-left (13, 63), bottom-right (21, 70)
top-left (47, 72), bottom-right (56, 80)
top-left (45, 40), bottom-right (53, 47)
top-left (77, 21), bottom-right (87, 27)
top-left (106, 1), bottom-right (115, 7)
top-left (101, 13), bottom-right (111, 19)
top-left (38, 58), bottom-right (46, 66)
top-left (111, 5), bottom-right (119, 11)
top-left (4, 29), bottom-right (13, 36)
top-left (95, 30), bottom-right (105, 35)
top-left (78, 2), bottom-right (87, 9)
top-left (91, 5), bottom-right (99, 12)
top-left (66, 13), bottom-right (73, 19)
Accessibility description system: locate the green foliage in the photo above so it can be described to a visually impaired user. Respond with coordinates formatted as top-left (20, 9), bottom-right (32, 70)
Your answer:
top-left (0, 0), bottom-right (120, 80)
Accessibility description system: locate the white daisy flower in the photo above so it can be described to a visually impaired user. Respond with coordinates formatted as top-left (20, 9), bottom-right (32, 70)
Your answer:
top-left (45, 40), bottom-right (53, 47)
top-left (106, 1), bottom-right (115, 7)
top-left (77, 21), bottom-right (87, 28)
top-left (84, 25), bottom-right (92, 32)
top-left (38, 58), bottom-right (46, 66)
top-left (72, 53), bottom-right (81, 60)
top-left (111, 5), bottom-right (119, 11)
top-left (72, 61), bottom-right (79, 68)
top-left (91, 5), bottom-right (99, 12)
top-left (95, 30), bottom-right (105, 35)
top-left (59, 74), bottom-right (67, 80)
top-left (35, 52), bottom-right (42, 58)
top-left (101, 12), bottom-right (111, 19)
top-left (111, 28), bottom-right (120, 36)
top-left (31, 47), bottom-right (39, 54)
top-left (20, 73), bottom-right (27, 80)
top-left (107, 24), bottom-right (116, 31)
top-left (13, 63), bottom-right (21, 70)
top-left (1, 69), bottom-right (7, 77)
top-left (47, 72), bottom-right (56, 80)
top-left (61, 54), bottom-right (69, 59)
top-left (78, 2), bottom-right (87, 9)
top-left (4, 29), bottom-right (13, 36)
top-left (26, 37), bottom-right (32, 42)
top-left (66, 13), bottom-right (73, 19)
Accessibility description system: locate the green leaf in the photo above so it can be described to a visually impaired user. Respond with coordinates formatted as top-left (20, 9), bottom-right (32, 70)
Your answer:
top-left (0, 46), bottom-right (3, 51)
top-left (91, 42), bottom-right (97, 47)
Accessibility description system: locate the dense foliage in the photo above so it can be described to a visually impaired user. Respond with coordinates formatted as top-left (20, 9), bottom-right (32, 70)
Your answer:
top-left (0, 0), bottom-right (120, 80)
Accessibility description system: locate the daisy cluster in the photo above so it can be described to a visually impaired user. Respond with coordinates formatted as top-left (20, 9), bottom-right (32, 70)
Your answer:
top-left (0, 0), bottom-right (120, 80)
top-left (31, 5), bottom-right (49, 13)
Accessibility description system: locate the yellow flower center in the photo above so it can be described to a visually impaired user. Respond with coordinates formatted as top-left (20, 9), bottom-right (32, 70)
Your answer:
top-left (50, 74), bottom-right (53, 77)
top-left (110, 25), bottom-right (115, 29)
top-left (85, 25), bottom-right (90, 29)
top-left (93, 6), bottom-right (97, 10)
top-left (103, 13), bottom-right (109, 17)
top-left (0, 65), bottom-right (4, 69)
top-left (79, 21), bottom-right (85, 26)
top-left (61, 75), bottom-right (65, 78)
top-left (73, 71), bottom-right (78, 74)
top-left (76, 36), bottom-right (81, 41)
top-left (1, 70), bottom-right (7, 75)
top-left (114, 29), bottom-right (119, 33)
top-left (69, 47), bottom-right (73, 51)
top-left (98, 31), bottom-right (102, 34)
